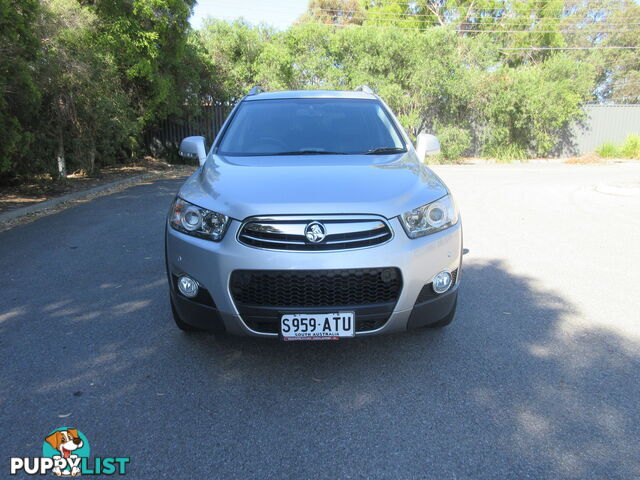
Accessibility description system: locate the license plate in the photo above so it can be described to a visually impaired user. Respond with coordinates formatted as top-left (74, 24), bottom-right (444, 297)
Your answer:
top-left (280, 312), bottom-right (355, 341)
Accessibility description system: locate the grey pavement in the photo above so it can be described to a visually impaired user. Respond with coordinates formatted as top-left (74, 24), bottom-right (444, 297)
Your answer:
top-left (1, 163), bottom-right (639, 479)
top-left (0, 174), bottom-right (145, 224)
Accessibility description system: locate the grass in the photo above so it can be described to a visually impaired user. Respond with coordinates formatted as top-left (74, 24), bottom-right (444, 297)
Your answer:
top-left (429, 153), bottom-right (466, 165)
top-left (595, 135), bottom-right (640, 159)
top-left (621, 134), bottom-right (640, 159)
top-left (484, 144), bottom-right (529, 163)
top-left (596, 141), bottom-right (621, 158)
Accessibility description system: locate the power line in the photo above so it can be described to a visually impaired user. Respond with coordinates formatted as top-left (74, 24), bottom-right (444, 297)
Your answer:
top-left (313, 7), bottom-right (638, 20)
top-left (208, 0), bottom-right (639, 19)
top-left (307, 7), bottom-right (640, 24)
top-left (296, 20), bottom-right (640, 35)
top-left (499, 45), bottom-right (640, 49)
top-left (357, 22), bottom-right (640, 32)
top-left (606, 82), bottom-right (640, 88)
top-left (291, 20), bottom-right (640, 48)
top-left (357, 15), bottom-right (640, 25)
top-left (352, 10), bottom-right (640, 24)
top-left (301, 0), bottom-right (633, 11)
top-left (305, 11), bottom-right (640, 28)
top-left (203, 0), bottom-right (640, 41)
top-left (352, 0), bottom-right (640, 6)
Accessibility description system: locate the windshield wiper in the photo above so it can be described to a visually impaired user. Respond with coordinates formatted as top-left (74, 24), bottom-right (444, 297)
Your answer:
top-left (272, 149), bottom-right (346, 156)
top-left (363, 147), bottom-right (407, 155)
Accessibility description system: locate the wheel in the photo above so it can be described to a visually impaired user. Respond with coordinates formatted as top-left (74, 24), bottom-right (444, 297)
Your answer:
top-left (427, 299), bottom-right (457, 328)
top-left (170, 297), bottom-right (202, 332)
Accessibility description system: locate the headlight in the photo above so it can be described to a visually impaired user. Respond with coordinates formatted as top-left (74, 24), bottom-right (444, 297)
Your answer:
top-left (169, 198), bottom-right (229, 241)
top-left (399, 194), bottom-right (458, 239)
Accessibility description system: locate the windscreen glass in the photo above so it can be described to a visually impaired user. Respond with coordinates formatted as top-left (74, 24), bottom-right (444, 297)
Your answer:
top-left (217, 98), bottom-right (405, 156)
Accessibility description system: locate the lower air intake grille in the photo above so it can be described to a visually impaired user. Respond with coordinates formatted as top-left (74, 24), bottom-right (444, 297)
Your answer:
top-left (230, 268), bottom-right (403, 334)
top-left (230, 268), bottom-right (402, 307)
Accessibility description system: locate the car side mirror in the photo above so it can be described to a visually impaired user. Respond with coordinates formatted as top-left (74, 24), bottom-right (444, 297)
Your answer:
top-left (415, 132), bottom-right (441, 161)
top-left (179, 136), bottom-right (207, 166)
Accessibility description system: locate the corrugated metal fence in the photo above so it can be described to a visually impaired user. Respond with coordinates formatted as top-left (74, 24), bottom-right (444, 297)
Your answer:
top-left (144, 103), bottom-right (640, 158)
top-left (569, 104), bottom-right (640, 155)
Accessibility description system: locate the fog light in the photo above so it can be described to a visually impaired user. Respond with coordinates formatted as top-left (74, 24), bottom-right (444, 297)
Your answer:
top-left (432, 271), bottom-right (452, 294)
top-left (178, 275), bottom-right (199, 298)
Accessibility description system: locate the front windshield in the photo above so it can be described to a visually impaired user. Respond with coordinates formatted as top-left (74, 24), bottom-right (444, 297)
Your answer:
top-left (217, 98), bottom-right (405, 156)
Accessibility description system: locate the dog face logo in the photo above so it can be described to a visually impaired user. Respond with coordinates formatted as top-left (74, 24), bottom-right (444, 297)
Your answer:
top-left (10, 427), bottom-right (130, 476)
top-left (304, 221), bottom-right (326, 243)
top-left (45, 429), bottom-right (84, 459)
top-left (42, 428), bottom-right (90, 477)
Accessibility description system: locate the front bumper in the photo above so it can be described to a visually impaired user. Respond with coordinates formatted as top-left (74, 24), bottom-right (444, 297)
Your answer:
top-left (166, 217), bottom-right (462, 337)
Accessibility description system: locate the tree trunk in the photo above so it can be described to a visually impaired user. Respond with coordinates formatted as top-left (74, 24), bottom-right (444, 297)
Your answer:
top-left (88, 136), bottom-right (96, 175)
top-left (56, 124), bottom-right (67, 178)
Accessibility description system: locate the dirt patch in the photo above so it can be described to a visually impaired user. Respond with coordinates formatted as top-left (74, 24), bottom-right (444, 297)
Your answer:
top-left (0, 158), bottom-right (194, 233)
top-left (0, 157), bottom-right (191, 214)
top-left (564, 153), bottom-right (606, 165)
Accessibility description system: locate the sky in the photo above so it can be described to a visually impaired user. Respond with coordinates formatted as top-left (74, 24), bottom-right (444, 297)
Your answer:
top-left (190, 0), bottom-right (310, 30)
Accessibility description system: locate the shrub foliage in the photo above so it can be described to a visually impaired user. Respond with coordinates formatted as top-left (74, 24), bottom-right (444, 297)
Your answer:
top-left (3, 0), bottom-right (632, 178)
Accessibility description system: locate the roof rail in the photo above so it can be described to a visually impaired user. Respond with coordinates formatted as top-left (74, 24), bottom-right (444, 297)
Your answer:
top-left (247, 86), bottom-right (265, 96)
top-left (354, 85), bottom-right (374, 94)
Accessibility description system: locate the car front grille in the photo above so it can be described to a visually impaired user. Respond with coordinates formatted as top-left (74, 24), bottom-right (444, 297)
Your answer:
top-left (230, 268), bottom-right (401, 306)
top-left (230, 268), bottom-right (402, 334)
top-left (237, 215), bottom-right (393, 251)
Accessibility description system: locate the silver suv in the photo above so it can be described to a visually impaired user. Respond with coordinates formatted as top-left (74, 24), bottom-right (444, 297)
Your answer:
top-left (166, 87), bottom-right (462, 340)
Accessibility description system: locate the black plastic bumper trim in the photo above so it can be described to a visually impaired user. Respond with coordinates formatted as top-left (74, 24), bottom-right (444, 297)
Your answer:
top-left (407, 284), bottom-right (459, 329)
top-left (171, 274), bottom-right (216, 308)
top-left (170, 290), bottom-right (226, 333)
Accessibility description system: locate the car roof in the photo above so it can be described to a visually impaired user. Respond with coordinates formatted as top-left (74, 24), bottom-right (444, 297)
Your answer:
top-left (243, 90), bottom-right (378, 101)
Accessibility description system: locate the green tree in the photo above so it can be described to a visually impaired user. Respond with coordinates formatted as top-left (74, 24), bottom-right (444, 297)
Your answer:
top-left (480, 55), bottom-right (595, 157)
top-left (298, 0), bottom-right (365, 25)
top-left (33, 0), bottom-right (138, 176)
top-left (88, 0), bottom-right (203, 124)
top-left (0, 0), bottom-right (41, 175)
top-left (331, 25), bottom-right (494, 139)
top-left (270, 22), bottom-right (339, 89)
top-left (199, 19), bottom-right (272, 101)
top-left (599, 1), bottom-right (640, 103)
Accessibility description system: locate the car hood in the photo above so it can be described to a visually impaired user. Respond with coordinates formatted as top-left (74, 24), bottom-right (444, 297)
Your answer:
top-left (178, 152), bottom-right (448, 220)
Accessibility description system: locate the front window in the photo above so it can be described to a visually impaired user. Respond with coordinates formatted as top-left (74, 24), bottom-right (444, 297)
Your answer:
top-left (217, 98), bottom-right (405, 156)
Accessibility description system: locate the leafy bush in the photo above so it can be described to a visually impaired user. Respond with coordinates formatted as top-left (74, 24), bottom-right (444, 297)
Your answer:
top-left (0, 10), bottom-right (601, 179)
top-left (621, 135), bottom-right (640, 159)
top-left (596, 141), bottom-right (621, 158)
top-left (434, 125), bottom-right (472, 163)
top-left (1, 0), bottom-right (208, 180)
top-left (479, 55), bottom-right (594, 158)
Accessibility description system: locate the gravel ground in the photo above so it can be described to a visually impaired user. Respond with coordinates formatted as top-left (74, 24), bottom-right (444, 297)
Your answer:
top-left (1, 162), bottom-right (639, 479)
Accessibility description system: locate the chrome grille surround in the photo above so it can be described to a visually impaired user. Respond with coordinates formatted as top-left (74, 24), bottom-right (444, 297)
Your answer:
top-left (237, 215), bottom-right (394, 251)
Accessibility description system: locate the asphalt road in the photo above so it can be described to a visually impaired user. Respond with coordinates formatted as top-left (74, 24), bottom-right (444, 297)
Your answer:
top-left (1, 163), bottom-right (639, 479)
